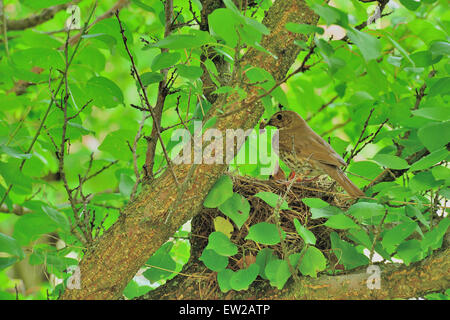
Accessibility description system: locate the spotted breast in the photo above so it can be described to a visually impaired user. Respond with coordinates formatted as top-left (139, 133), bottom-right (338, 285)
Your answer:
top-left (278, 148), bottom-right (325, 177)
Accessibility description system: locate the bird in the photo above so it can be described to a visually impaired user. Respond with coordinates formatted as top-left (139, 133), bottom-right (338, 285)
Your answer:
top-left (261, 110), bottom-right (365, 198)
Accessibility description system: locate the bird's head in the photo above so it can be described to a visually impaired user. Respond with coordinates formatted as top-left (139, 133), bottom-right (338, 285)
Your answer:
top-left (261, 110), bottom-right (304, 130)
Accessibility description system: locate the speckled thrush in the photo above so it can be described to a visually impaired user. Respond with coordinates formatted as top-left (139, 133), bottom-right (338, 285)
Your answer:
top-left (261, 110), bottom-right (365, 198)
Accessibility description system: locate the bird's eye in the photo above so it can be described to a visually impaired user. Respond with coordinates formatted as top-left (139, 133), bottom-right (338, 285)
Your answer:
top-left (276, 114), bottom-right (282, 120)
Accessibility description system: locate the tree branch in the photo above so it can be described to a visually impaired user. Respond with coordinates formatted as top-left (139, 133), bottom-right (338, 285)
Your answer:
top-left (142, 246), bottom-right (450, 300)
top-left (5, 1), bottom-right (82, 31)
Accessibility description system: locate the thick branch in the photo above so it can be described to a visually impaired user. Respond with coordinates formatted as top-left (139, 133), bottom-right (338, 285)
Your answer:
top-left (142, 247), bottom-right (450, 300)
top-left (5, 1), bottom-right (81, 31)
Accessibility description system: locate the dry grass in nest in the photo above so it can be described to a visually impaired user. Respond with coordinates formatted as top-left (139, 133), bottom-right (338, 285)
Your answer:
top-left (193, 173), bottom-right (356, 271)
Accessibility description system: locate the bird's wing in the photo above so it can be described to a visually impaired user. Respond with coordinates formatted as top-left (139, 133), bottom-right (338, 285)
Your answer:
top-left (293, 128), bottom-right (346, 167)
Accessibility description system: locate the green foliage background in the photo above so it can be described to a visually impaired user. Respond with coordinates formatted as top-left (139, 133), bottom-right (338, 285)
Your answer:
top-left (0, 0), bottom-right (448, 299)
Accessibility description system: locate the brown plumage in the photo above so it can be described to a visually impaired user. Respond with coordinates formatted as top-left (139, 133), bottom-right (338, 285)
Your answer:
top-left (262, 110), bottom-right (364, 198)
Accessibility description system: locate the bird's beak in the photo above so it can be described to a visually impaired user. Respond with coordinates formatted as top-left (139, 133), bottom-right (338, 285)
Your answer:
top-left (259, 118), bottom-right (271, 129)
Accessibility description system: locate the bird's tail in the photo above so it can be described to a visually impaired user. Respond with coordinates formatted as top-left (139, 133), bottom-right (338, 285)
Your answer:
top-left (321, 165), bottom-right (365, 198)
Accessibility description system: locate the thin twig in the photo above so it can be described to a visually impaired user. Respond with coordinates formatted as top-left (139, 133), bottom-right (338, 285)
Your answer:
top-left (306, 95), bottom-right (338, 122)
top-left (0, 2), bottom-right (97, 209)
top-left (115, 9), bottom-right (180, 187)
top-left (130, 113), bottom-right (151, 201)
top-left (219, 44), bottom-right (318, 119)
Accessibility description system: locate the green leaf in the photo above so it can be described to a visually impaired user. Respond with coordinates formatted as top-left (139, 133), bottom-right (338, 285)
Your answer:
top-left (324, 214), bottom-right (359, 229)
top-left (347, 202), bottom-right (385, 221)
top-left (293, 219), bottom-right (316, 245)
top-left (412, 107), bottom-right (450, 121)
top-left (429, 77), bottom-right (450, 96)
top-left (285, 23), bottom-right (324, 35)
top-left (245, 222), bottom-right (285, 245)
top-left (202, 116), bottom-right (217, 133)
top-left (255, 248), bottom-right (277, 280)
top-left (119, 173), bottom-right (135, 198)
top-left (222, 0), bottom-right (241, 15)
top-left (396, 239), bottom-right (422, 265)
top-left (373, 153), bottom-right (410, 169)
top-left (204, 59), bottom-right (220, 85)
top-left (409, 171), bottom-right (441, 192)
top-left (294, 39), bottom-right (308, 49)
top-left (217, 269), bottom-right (234, 292)
top-left (0, 257), bottom-right (17, 271)
top-left (418, 121), bottom-right (450, 152)
top-left (218, 193), bottom-right (250, 229)
top-left (316, 38), bottom-right (334, 56)
top-left (265, 259), bottom-right (291, 289)
top-left (410, 51), bottom-right (433, 67)
top-left (151, 52), bottom-right (181, 71)
top-left (131, 0), bottom-right (155, 12)
top-left (0, 162), bottom-right (32, 195)
top-left (400, 0), bottom-right (421, 11)
top-left (302, 198), bottom-right (329, 208)
top-left (430, 41), bottom-right (450, 56)
top-left (208, 8), bottom-right (239, 47)
top-left (123, 280), bottom-right (151, 300)
top-left (200, 249), bottom-right (228, 271)
top-left (244, 16), bottom-right (270, 36)
top-left (212, 86), bottom-right (234, 95)
top-left (143, 242), bottom-right (176, 283)
top-left (433, 166), bottom-right (450, 184)
top-left (203, 175), bottom-right (234, 208)
top-left (409, 148), bottom-right (449, 171)
top-left (382, 221), bottom-right (418, 253)
top-left (346, 28), bottom-right (381, 61)
top-left (311, 4), bottom-right (348, 26)
top-left (41, 206), bottom-right (70, 231)
top-left (254, 192), bottom-right (290, 210)
top-left (13, 212), bottom-right (59, 245)
top-left (11, 47), bottom-right (64, 70)
top-left (214, 216), bottom-right (234, 238)
top-left (349, 161), bottom-right (384, 184)
top-left (86, 76), bottom-right (124, 108)
top-left (141, 72), bottom-right (163, 86)
top-left (0, 146), bottom-right (32, 160)
top-left (298, 246), bottom-right (327, 278)
top-left (76, 46), bottom-right (106, 72)
top-left (310, 205), bottom-right (341, 219)
top-left (98, 129), bottom-right (135, 161)
top-left (21, 0), bottom-right (71, 9)
top-left (406, 205), bottom-right (429, 229)
top-left (386, 35), bottom-right (415, 66)
top-left (0, 233), bottom-right (24, 259)
top-left (229, 264), bottom-right (259, 291)
top-left (154, 33), bottom-right (212, 49)
top-left (271, 87), bottom-right (288, 106)
top-left (205, 231), bottom-right (238, 256)
top-left (348, 228), bottom-right (372, 248)
top-left (330, 232), bottom-right (369, 269)
top-left (176, 64), bottom-right (204, 80)
top-left (422, 218), bottom-right (449, 250)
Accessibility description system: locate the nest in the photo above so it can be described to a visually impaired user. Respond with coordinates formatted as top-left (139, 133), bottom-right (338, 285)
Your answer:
top-left (192, 174), bottom-right (354, 270)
